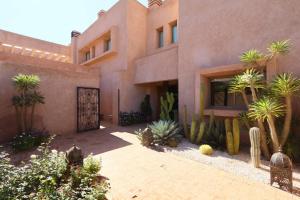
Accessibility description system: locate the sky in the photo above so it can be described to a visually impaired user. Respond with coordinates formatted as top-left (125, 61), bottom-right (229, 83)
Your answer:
top-left (0, 0), bottom-right (148, 45)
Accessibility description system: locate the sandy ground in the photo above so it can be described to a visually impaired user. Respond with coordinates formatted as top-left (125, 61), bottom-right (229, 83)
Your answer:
top-left (2, 122), bottom-right (299, 200)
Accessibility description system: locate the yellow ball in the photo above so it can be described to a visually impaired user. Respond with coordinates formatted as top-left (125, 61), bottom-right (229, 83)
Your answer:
top-left (199, 144), bottom-right (213, 156)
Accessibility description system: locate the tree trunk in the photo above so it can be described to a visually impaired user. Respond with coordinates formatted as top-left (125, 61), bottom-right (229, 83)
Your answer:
top-left (24, 106), bottom-right (28, 132)
top-left (30, 104), bottom-right (35, 131)
top-left (14, 106), bottom-right (21, 133)
top-left (20, 106), bottom-right (25, 133)
top-left (281, 96), bottom-right (292, 147)
top-left (267, 115), bottom-right (280, 152)
top-left (241, 91), bottom-right (249, 108)
top-left (250, 85), bottom-right (270, 159)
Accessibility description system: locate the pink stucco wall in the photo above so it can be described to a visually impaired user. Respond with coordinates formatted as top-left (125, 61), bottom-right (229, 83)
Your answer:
top-left (178, 0), bottom-right (300, 120)
top-left (0, 52), bottom-right (99, 143)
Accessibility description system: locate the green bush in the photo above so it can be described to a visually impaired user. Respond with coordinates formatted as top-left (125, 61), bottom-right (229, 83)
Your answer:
top-left (11, 131), bottom-right (49, 152)
top-left (149, 120), bottom-right (182, 145)
top-left (0, 137), bottom-right (109, 200)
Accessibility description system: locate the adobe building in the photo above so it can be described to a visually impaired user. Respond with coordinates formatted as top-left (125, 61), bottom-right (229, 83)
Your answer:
top-left (1, 0), bottom-right (300, 141)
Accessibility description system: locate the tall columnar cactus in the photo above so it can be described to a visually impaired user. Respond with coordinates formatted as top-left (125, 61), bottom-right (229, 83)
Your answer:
top-left (160, 92), bottom-right (175, 120)
top-left (183, 105), bottom-right (189, 139)
top-left (232, 118), bottom-right (240, 154)
top-left (190, 114), bottom-right (197, 143)
top-left (207, 111), bottom-right (215, 135)
top-left (196, 121), bottom-right (206, 144)
top-left (199, 83), bottom-right (205, 121)
top-left (249, 127), bottom-right (261, 168)
top-left (225, 118), bottom-right (234, 155)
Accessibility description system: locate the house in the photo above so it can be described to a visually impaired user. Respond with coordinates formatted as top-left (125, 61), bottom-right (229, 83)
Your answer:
top-left (1, 0), bottom-right (300, 142)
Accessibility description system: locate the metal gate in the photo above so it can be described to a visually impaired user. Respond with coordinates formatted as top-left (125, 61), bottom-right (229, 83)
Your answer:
top-left (77, 87), bottom-right (100, 132)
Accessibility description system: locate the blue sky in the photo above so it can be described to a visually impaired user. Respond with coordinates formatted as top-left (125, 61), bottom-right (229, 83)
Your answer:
top-left (0, 0), bottom-right (148, 45)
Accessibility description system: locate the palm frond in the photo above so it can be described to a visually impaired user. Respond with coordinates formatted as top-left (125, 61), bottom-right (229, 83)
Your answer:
top-left (271, 73), bottom-right (300, 97)
top-left (268, 40), bottom-right (290, 55)
top-left (240, 49), bottom-right (264, 66)
top-left (248, 97), bottom-right (285, 121)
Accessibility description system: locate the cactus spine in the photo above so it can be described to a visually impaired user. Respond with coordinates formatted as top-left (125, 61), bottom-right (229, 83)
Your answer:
top-left (196, 121), bottom-right (206, 144)
top-left (233, 118), bottom-right (240, 154)
top-left (160, 92), bottom-right (175, 120)
top-left (225, 118), bottom-right (234, 155)
top-left (183, 105), bottom-right (189, 139)
top-left (190, 114), bottom-right (197, 143)
top-left (249, 127), bottom-right (261, 168)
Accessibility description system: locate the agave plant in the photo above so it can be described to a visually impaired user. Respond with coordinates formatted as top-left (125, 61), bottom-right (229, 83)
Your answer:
top-left (149, 120), bottom-right (182, 145)
top-left (249, 97), bottom-right (285, 151)
top-left (270, 73), bottom-right (300, 146)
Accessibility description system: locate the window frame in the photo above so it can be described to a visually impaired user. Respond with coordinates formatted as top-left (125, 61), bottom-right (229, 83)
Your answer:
top-left (104, 38), bottom-right (111, 52)
top-left (157, 27), bottom-right (164, 48)
top-left (171, 21), bottom-right (178, 44)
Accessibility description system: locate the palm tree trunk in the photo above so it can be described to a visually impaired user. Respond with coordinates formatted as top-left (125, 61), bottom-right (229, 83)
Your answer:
top-left (30, 104), bottom-right (35, 131)
top-left (24, 106), bottom-right (28, 132)
top-left (14, 106), bottom-right (21, 133)
top-left (241, 91), bottom-right (249, 108)
top-left (281, 96), bottom-right (292, 147)
top-left (20, 106), bottom-right (25, 133)
top-left (267, 115), bottom-right (280, 152)
top-left (250, 85), bottom-right (270, 159)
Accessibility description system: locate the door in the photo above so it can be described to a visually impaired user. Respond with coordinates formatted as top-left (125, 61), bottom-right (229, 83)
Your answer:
top-left (77, 87), bottom-right (100, 132)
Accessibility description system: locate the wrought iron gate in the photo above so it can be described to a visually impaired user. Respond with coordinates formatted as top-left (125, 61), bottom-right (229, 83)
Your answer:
top-left (77, 87), bottom-right (100, 132)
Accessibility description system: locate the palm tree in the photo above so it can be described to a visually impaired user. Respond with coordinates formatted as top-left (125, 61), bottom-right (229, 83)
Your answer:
top-left (229, 75), bottom-right (249, 107)
top-left (240, 49), bottom-right (264, 67)
top-left (267, 40), bottom-right (290, 74)
top-left (12, 74), bottom-right (43, 133)
top-left (249, 97), bottom-right (285, 151)
top-left (28, 91), bottom-right (45, 131)
top-left (230, 68), bottom-right (270, 158)
top-left (271, 73), bottom-right (300, 147)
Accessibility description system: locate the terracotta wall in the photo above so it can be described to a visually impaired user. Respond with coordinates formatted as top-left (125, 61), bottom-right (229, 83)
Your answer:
top-left (0, 53), bottom-right (99, 143)
top-left (178, 0), bottom-right (300, 120)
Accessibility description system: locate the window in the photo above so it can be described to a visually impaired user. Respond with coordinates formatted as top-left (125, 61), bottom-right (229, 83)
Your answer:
top-left (85, 51), bottom-right (90, 61)
top-left (171, 22), bottom-right (177, 43)
top-left (210, 78), bottom-right (248, 109)
top-left (92, 46), bottom-right (96, 58)
top-left (104, 38), bottom-right (111, 52)
top-left (157, 27), bottom-right (164, 48)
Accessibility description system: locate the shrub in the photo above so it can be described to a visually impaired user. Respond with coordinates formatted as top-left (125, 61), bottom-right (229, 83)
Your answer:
top-left (136, 128), bottom-right (154, 147)
top-left (11, 131), bottom-right (49, 152)
top-left (199, 145), bottom-right (214, 156)
top-left (0, 137), bottom-right (109, 200)
top-left (149, 120), bottom-right (182, 145)
top-left (119, 111), bottom-right (146, 126)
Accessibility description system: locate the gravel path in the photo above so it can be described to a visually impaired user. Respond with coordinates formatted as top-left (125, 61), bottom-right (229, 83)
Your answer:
top-left (162, 139), bottom-right (300, 188)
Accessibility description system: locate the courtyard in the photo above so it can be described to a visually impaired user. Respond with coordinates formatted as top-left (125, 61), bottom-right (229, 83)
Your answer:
top-left (5, 122), bottom-right (298, 200)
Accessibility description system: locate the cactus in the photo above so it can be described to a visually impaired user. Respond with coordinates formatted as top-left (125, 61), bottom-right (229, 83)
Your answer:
top-left (249, 127), bottom-right (261, 168)
top-left (233, 118), bottom-right (240, 154)
top-left (225, 118), bottom-right (234, 155)
top-left (226, 131), bottom-right (235, 155)
top-left (196, 121), bottom-right (206, 144)
top-left (190, 114), bottom-right (197, 143)
top-left (207, 111), bottom-right (215, 135)
top-left (199, 144), bottom-right (214, 156)
top-left (225, 118), bottom-right (231, 133)
top-left (183, 105), bottom-right (189, 139)
top-left (160, 92), bottom-right (175, 120)
top-left (199, 83), bottom-right (205, 121)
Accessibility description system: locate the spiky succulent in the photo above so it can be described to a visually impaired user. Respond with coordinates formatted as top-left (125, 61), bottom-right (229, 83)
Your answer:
top-left (248, 97), bottom-right (285, 121)
top-left (270, 73), bottom-right (300, 97)
top-left (268, 40), bottom-right (290, 56)
top-left (240, 49), bottom-right (264, 66)
top-left (149, 120), bottom-right (182, 145)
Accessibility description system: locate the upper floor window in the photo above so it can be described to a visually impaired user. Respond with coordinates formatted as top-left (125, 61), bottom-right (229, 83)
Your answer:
top-left (104, 38), bottom-right (111, 52)
top-left (92, 46), bottom-right (96, 58)
top-left (85, 51), bottom-right (90, 61)
top-left (171, 22), bottom-right (177, 43)
top-left (157, 27), bottom-right (164, 48)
